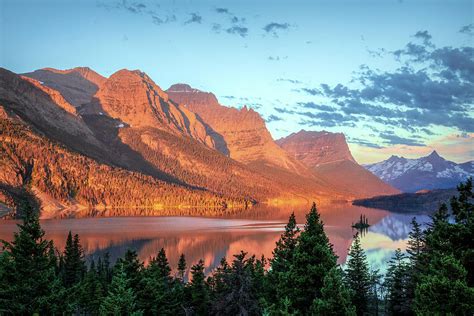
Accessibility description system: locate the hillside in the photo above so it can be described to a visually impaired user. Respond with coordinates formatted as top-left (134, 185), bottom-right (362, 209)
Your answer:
top-left (352, 189), bottom-right (459, 213)
top-left (0, 115), bottom-right (251, 218)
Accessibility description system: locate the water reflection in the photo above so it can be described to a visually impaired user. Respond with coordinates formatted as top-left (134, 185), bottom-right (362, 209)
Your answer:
top-left (0, 204), bottom-right (432, 275)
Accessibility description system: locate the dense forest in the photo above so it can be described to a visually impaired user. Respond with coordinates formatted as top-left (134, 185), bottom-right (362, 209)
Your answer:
top-left (0, 179), bottom-right (473, 315)
top-left (0, 119), bottom-right (252, 217)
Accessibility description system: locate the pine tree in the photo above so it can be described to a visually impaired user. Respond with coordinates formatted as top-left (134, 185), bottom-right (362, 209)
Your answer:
top-left (137, 248), bottom-right (178, 315)
top-left (0, 198), bottom-right (62, 314)
top-left (311, 267), bottom-right (356, 316)
top-left (405, 218), bottom-right (424, 315)
top-left (100, 262), bottom-right (139, 315)
top-left (286, 202), bottom-right (338, 313)
top-left (385, 249), bottom-right (410, 316)
top-left (414, 255), bottom-right (474, 315)
top-left (77, 260), bottom-right (105, 314)
top-left (211, 251), bottom-right (261, 315)
top-left (188, 259), bottom-right (209, 315)
top-left (177, 253), bottom-right (187, 282)
top-left (345, 233), bottom-right (371, 316)
top-left (118, 249), bottom-right (143, 293)
top-left (268, 212), bottom-right (299, 303)
top-left (62, 231), bottom-right (85, 287)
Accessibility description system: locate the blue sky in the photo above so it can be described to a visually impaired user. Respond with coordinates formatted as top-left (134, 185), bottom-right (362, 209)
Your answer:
top-left (1, 0), bottom-right (473, 163)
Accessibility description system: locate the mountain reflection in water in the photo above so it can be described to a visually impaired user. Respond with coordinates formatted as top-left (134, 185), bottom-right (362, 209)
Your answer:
top-left (0, 204), bottom-right (432, 275)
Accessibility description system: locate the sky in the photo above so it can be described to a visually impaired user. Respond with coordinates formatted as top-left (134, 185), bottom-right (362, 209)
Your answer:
top-left (1, 0), bottom-right (473, 163)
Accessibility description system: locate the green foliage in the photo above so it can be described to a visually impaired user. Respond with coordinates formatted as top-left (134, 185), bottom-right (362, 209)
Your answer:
top-left (311, 267), bottom-right (356, 316)
top-left (268, 212), bottom-right (300, 304)
top-left (100, 262), bottom-right (140, 315)
top-left (0, 197), bottom-right (63, 314)
top-left (414, 255), bottom-right (474, 315)
top-left (287, 202), bottom-right (338, 313)
top-left (188, 259), bottom-right (209, 315)
top-left (1, 188), bottom-right (473, 315)
top-left (210, 251), bottom-right (262, 315)
top-left (62, 231), bottom-right (85, 287)
top-left (385, 249), bottom-right (410, 315)
top-left (345, 233), bottom-right (371, 316)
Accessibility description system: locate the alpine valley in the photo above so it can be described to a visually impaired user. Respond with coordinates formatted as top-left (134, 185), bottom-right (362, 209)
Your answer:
top-left (1, 66), bottom-right (401, 218)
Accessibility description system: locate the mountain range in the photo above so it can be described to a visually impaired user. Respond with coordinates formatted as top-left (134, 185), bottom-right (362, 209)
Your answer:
top-left (364, 151), bottom-right (473, 192)
top-left (0, 66), bottom-right (399, 218)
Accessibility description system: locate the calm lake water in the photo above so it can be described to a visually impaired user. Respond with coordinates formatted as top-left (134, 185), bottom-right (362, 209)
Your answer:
top-left (0, 203), bottom-right (431, 275)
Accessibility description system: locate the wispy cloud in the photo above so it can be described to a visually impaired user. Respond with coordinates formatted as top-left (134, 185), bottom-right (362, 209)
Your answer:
top-left (263, 22), bottom-right (291, 37)
top-left (459, 24), bottom-right (474, 36)
top-left (226, 26), bottom-right (248, 37)
top-left (184, 13), bottom-right (202, 24)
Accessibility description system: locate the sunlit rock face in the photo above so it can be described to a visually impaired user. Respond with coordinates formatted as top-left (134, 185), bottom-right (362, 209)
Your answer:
top-left (90, 70), bottom-right (217, 149)
top-left (276, 129), bottom-right (356, 167)
top-left (166, 84), bottom-right (309, 175)
top-left (22, 67), bottom-right (106, 108)
top-left (277, 130), bottom-right (400, 198)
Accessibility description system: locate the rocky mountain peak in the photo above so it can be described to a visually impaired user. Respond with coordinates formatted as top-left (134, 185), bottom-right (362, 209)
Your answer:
top-left (166, 83), bottom-right (310, 174)
top-left (276, 129), bottom-right (356, 167)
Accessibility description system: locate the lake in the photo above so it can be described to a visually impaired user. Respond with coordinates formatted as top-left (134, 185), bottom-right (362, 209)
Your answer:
top-left (0, 203), bottom-right (431, 275)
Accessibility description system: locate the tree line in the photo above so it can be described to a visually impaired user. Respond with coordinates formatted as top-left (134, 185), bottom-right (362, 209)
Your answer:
top-left (0, 179), bottom-right (473, 315)
top-left (0, 119), bottom-right (252, 217)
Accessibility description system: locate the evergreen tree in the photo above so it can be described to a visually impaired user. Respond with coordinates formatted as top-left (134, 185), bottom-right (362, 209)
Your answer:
top-left (268, 212), bottom-right (300, 303)
top-left (118, 249), bottom-right (143, 293)
top-left (287, 202), bottom-right (338, 313)
top-left (77, 260), bottom-right (105, 314)
top-left (211, 251), bottom-right (261, 315)
top-left (0, 198), bottom-right (62, 314)
top-left (177, 253), bottom-right (187, 282)
top-left (311, 267), bottom-right (356, 316)
top-left (187, 259), bottom-right (209, 315)
top-left (62, 231), bottom-right (85, 287)
top-left (414, 255), bottom-right (474, 315)
top-left (137, 248), bottom-right (179, 315)
top-left (100, 262), bottom-right (139, 315)
top-left (405, 218), bottom-right (424, 315)
top-left (385, 249), bottom-right (410, 316)
top-left (367, 269), bottom-right (383, 316)
top-left (345, 233), bottom-right (371, 316)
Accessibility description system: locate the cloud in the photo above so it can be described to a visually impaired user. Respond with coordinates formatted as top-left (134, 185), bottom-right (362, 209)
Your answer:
top-left (268, 55), bottom-right (288, 61)
top-left (413, 30), bottom-right (433, 46)
top-left (266, 114), bottom-right (283, 122)
top-left (284, 31), bottom-right (473, 148)
top-left (459, 24), bottom-right (474, 36)
top-left (348, 137), bottom-right (384, 149)
top-left (301, 88), bottom-right (321, 96)
top-left (274, 107), bottom-right (297, 115)
top-left (277, 78), bottom-right (302, 84)
top-left (185, 13), bottom-right (202, 24)
top-left (263, 22), bottom-right (291, 37)
top-left (215, 7), bottom-right (230, 14)
top-left (378, 131), bottom-right (425, 146)
top-left (297, 102), bottom-right (335, 112)
top-left (226, 26), bottom-right (248, 37)
top-left (98, 1), bottom-right (176, 26)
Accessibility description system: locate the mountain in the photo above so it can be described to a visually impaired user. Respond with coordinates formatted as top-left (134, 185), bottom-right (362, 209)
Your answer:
top-left (276, 130), bottom-right (356, 166)
top-left (1, 67), bottom-right (350, 217)
top-left (0, 115), bottom-right (248, 219)
top-left (364, 151), bottom-right (474, 192)
top-left (276, 130), bottom-right (400, 198)
top-left (166, 84), bottom-right (309, 175)
top-left (22, 67), bottom-right (106, 108)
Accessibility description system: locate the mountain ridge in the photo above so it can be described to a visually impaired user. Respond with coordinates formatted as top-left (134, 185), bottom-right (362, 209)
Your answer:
top-left (364, 151), bottom-right (474, 192)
